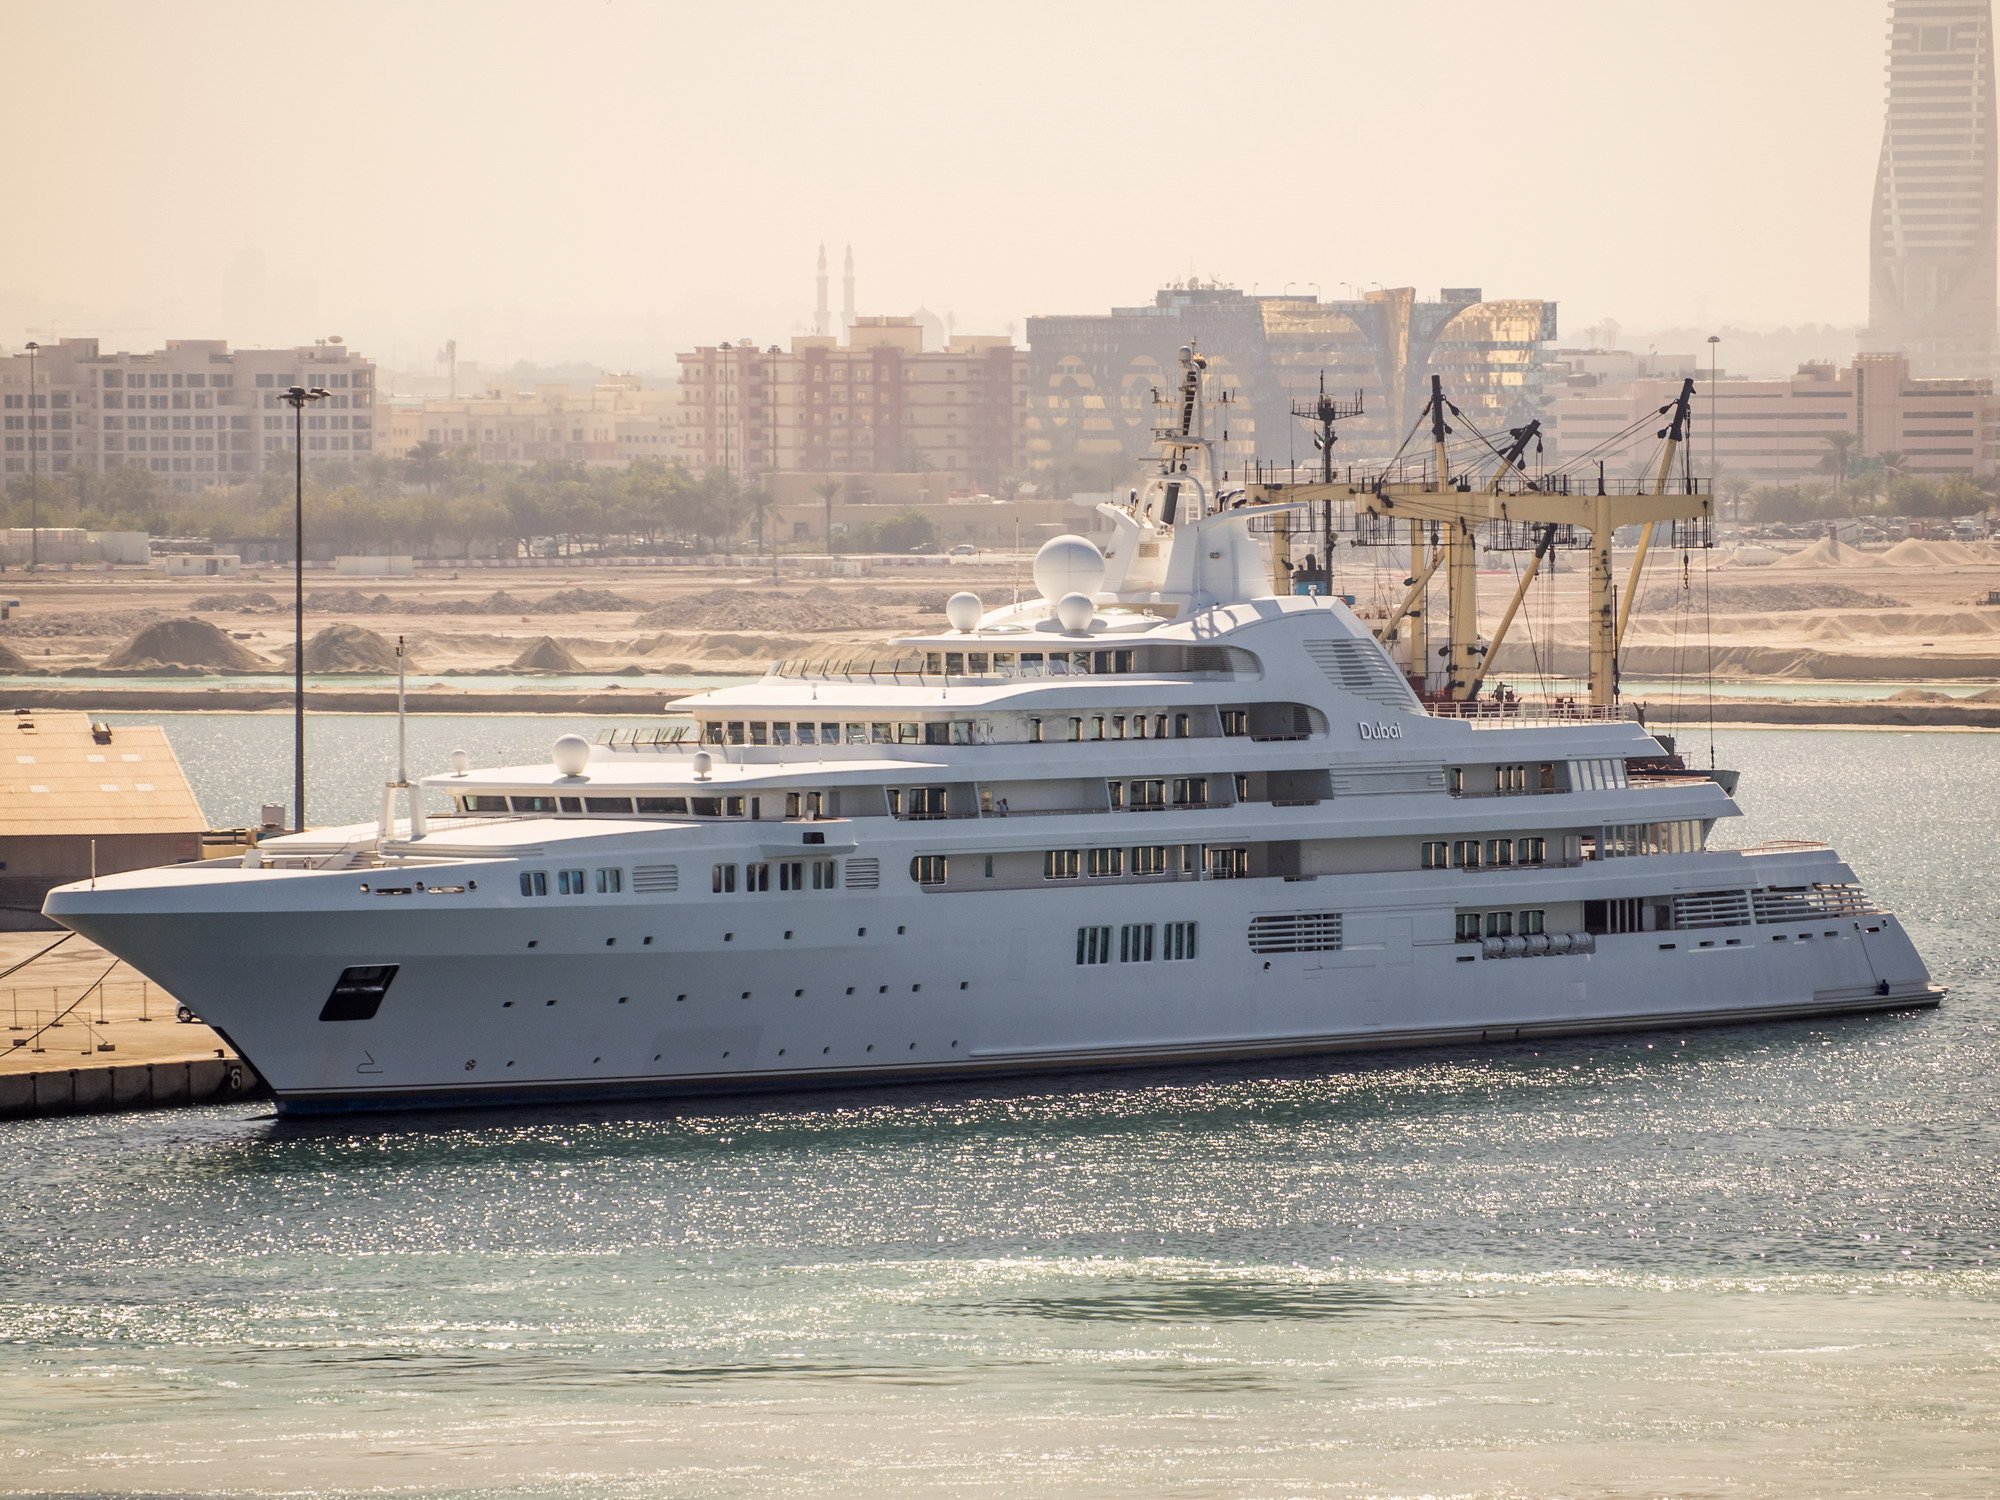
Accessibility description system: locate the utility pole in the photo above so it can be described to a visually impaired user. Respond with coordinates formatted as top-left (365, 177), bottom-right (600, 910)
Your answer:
top-left (278, 384), bottom-right (329, 831)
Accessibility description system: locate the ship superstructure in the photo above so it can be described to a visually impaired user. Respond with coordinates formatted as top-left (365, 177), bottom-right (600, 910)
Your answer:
top-left (44, 350), bottom-right (1940, 1113)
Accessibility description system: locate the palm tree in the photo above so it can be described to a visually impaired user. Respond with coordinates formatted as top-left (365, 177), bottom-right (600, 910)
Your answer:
top-left (741, 482), bottom-right (775, 556)
top-left (402, 439), bottom-right (451, 494)
top-left (813, 477), bottom-right (842, 555)
top-left (1817, 432), bottom-right (1857, 491)
top-left (1877, 449), bottom-right (1907, 482)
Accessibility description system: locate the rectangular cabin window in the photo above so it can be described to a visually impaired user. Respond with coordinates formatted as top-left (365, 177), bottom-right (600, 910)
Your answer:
top-left (944, 652), bottom-right (964, 675)
top-left (559, 797), bottom-right (583, 814)
top-left (519, 871), bottom-right (548, 897)
top-left (557, 869), bottom-right (586, 895)
top-left (968, 652), bottom-right (990, 674)
top-left (1174, 714), bottom-right (1191, 738)
top-left (1131, 715), bottom-right (1149, 740)
top-left (727, 721), bottom-right (746, 745)
top-left (811, 859), bottom-right (838, 889)
top-left (1447, 767), bottom-right (1464, 795)
top-left (1111, 716), bottom-right (1126, 739)
top-left (1233, 774), bottom-right (1250, 802)
top-left (1456, 912), bottom-right (1483, 941)
top-left (1029, 717), bottom-right (1044, 743)
top-left (1091, 716), bottom-right (1106, 740)
top-left (897, 723), bottom-right (919, 744)
top-left (744, 862), bottom-right (771, 893)
top-left (1120, 923), bottom-right (1154, 962)
top-left (1486, 838), bottom-right (1514, 867)
top-left (1519, 837), bottom-right (1548, 865)
top-left (637, 796), bottom-right (688, 814)
top-left (983, 855), bottom-right (994, 878)
top-left (703, 722), bottom-right (723, 745)
top-left (1452, 839), bottom-right (1482, 869)
top-left (749, 722), bottom-right (769, 746)
top-left (950, 720), bottom-right (972, 745)
top-left (911, 855), bottom-right (947, 886)
top-left (584, 797), bottom-right (633, 814)
top-left (1486, 911), bottom-right (1514, 938)
top-left (924, 722), bottom-right (949, 745)
top-left (1108, 781), bottom-right (1125, 810)
top-left (773, 724), bottom-right (792, 746)
top-left (1206, 846), bottom-right (1248, 879)
top-left (1521, 909), bottom-right (1546, 935)
top-left (510, 795), bottom-right (558, 813)
top-left (1087, 847), bottom-right (1124, 878)
top-left (1421, 841), bottom-right (1449, 869)
top-left (847, 723), bottom-right (866, 744)
top-left (778, 861), bottom-right (805, 891)
top-left (1221, 709), bottom-right (1249, 736)
top-left (1163, 921), bottom-right (1198, 960)
top-left (466, 795), bottom-right (509, 813)
top-left (712, 863), bottom-right (736, 893)
top-left (725, 796), bottom-right (746, 817)
top-left (1134, 845), bottom-right (1168, 875)
top-left (796, 723), bottom-right (816, 746)
top-left (596, 868), bottom-right (622, 894)
top-left (1132, 779), bottom-right (1165, 807)
top-left (1075, 925), bottom-right (1113, 965)
top-left (925, 652), bottom-right (944, 674)
top-left (822, 722), bottom-right (842, 744)
top-left (1019, 652), bottom-right (1043, 677)
top-left (691, 796), bottom-right (722, 816)
top-left (871, 723), bottom-right (892, 744)
top-left (1067, 718), bottom-right (1082, 742)
top-left (1172, 777), bottom-right (1208, 807)
top-left (886, 788), bottom-right (903, 817)
top-left (1045, 849), bottom-right (1080, 880)
top-left (786, 792), bottom-right (802, 818)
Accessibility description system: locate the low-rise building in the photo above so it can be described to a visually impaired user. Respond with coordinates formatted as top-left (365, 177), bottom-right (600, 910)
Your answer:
top-left (0, 338), bottom-right (377, 492)
top-left (382, 375), bottom-right (677, 468)
top-left (0, 711), bottom-right (205, 929)
top-left (1546, 353), bottom-right (2000, 481)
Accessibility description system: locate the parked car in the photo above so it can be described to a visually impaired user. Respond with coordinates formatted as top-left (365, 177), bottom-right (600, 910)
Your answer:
top-left (947, 543), bottom-right (978, 556)
top-left (908, 541), bottom-right (939, 554)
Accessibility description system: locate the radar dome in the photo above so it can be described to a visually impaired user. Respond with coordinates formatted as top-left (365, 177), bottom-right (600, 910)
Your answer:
top-left (945, 591), bottom-right (982, 632)
top-left (1055, 592), bottom-right (1096, 633)
top-left (692, 749), bottom-right (713, 781)
top-left (551, 734), bottom-right (590, 778)
top-left (1033, 534), bottom-right (1106, 603)
top-left (447, 748), bottom-right (471, 777)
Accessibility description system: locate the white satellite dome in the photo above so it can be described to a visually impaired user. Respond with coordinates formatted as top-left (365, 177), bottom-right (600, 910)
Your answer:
top-left (1033, 534), bottom-right (1106, 603)
top-left (447, 748), bottom-right (471, 777)
top-left (551, 734), bottom-right (591, 779)
top-left (944, 591), bottom-right (982, 632)
top-left (1054, 592), bottom-right (1096, 633)
top-left (692, 749), bottom-right (713, 781)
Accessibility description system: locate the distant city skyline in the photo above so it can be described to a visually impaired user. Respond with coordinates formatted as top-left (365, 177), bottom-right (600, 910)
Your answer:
top-left (0, 0), bottom-right (1946, 373)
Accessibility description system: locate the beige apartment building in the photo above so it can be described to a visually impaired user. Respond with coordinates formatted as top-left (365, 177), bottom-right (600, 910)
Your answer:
top-left (383, 375), bottom-right (677, 468)
top-left (0, 338), bottom-right (376, 492)
top-left (1547, 353), bottom-right (2000, 482)
top-left (677, 317), bottom-right (1025, 485)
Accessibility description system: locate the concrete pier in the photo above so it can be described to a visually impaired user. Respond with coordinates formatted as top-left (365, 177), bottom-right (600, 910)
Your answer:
top-left (0, 931), bottom-right (262, 1119)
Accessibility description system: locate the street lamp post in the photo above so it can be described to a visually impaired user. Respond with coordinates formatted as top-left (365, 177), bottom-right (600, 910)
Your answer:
top-left (277, 385), bottom-right (330, 831)
top-left (24, 342), bottom-right (38, 570)
top-left (1706, 335), bottom-right (1721, 516)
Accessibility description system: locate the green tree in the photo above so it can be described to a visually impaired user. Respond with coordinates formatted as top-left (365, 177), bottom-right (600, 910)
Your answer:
top-left (873, 507), bottom-right (936, 552)
top-left (812, 478), bottom-right (843, 555)
top-left (402, 439), bottom-right (452, 493)
top-left (1816, 432), bottom-right (1857, 490)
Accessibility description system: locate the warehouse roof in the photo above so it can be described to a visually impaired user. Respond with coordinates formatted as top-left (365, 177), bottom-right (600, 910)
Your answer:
top-left (0, 710), bottom-right (205, 836)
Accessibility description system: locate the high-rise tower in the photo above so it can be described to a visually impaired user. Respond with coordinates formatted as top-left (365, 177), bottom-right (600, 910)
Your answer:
top-left (1865, 0), bottom-right (1998, 376)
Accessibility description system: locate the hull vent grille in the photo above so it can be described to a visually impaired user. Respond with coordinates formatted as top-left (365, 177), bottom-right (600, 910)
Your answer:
top-left (845, 857), bottom-right (880, 890)
top-left (1303, 638), bottom-right (1420, 710)
top-left (632, 863), bottom-right (679, 894)
top-left (1672, 889), bottom-right (1751, 929)
top-left (1330, 767), bottom-right (1445, 796)
top-left (1248, 912), bottom-right (1344, 954)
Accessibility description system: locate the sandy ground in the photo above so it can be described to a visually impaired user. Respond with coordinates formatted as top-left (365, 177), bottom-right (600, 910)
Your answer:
top-left (0, 541), bottom-right (1995, 686)
top-left (0, 929), bottom-right (222, 1075)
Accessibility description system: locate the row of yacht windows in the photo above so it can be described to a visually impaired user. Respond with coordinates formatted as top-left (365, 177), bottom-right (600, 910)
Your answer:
top-left (1075, 921), bottom-right (1200, 965)
top-left (473, 793), bottom-right (753, 817)
top-left (911, 845), bottom-right (1246, 886)
top-left (920, 648), bottom-right (1135, 677)
top-left (712, 859), bottom-right (841, 893)
top-left (1455, 909), bottom-right (1549, 940)
top-left (1421, 838), bottom-right (1551, 869)
top-left (701, 712), bottom-right (1203, 748)
top-left (519, 867), bottom-right (623, 897)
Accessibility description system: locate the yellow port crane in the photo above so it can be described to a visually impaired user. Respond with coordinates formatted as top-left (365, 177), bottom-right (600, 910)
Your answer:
top-left (1243, 374), bottom-right (1710, 709)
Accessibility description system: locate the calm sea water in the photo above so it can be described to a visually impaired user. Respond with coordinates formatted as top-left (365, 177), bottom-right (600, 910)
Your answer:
top-left (0, 727), bottom-right (1995, 1497)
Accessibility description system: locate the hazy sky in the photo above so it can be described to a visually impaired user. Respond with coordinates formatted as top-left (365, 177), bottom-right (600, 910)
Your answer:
top-left (2, 0), bottom-right (1897, 370)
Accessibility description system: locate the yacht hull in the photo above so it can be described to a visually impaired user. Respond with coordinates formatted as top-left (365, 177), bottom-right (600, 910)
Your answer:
top-left (47, 860), bottom-right (1940, 1116)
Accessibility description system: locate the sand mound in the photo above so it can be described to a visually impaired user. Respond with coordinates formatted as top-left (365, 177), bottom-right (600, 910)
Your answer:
top-left (1789, 536), bottom-right (1871, 569)
top-left (1885, 687), bottom-right (1957, 703)
top-left (278, 623), bottom-right (405, 673)
top-left (190, 590), bottom-right (281, 612)
top-left (1969, 686), bottom-right (2000, 702)
top-left (1638, 581), bottom-right (1898, 613)
top-left (511, 636), bottom-right (587, 672)
top-left (531, 588), bottom-right (637, 613)
top-left (304, 588), bottom-right (394, 613)
top-left (1878, 538), bottom-right (1993, 568)
top-left (0, 640), bottom-right (32, 673)
top-left (100, 617), bottom-right (271, 672)
top-left (637, 586), bottom-right (898, 633)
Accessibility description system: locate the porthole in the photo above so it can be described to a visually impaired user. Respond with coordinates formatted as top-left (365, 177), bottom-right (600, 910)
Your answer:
top-left (545, 999), bottom-right (556, 1007)
top-left (959, 982), bottom-right (968, 990)
top-left (502, 1001), bottom-right (513, 1008)
top-left (740, 990), bottom-right (751, 999)
top-left (724, 932), bottom-right (734, 942)
top-left (878, 985), bottom-right (888, 994)
top-left (643, 936), bottom-right (653, 945)
top-left (865, 1044), bottom-right (874, 1052)
top-left (617, 996), bottom-right (629, 1005)
top-left (897, 926), bottom-right (906, 935)
top-left (794, 988), bottom-right (804, 997)
top-left (676, 993), bottom-right (687, 1002)
top-left (527, 940), bottom-right (538, 949)
top-left (784, 930), bottom-right (793, 940)
top-left (845, 986), bottom-right (855, 995)
top-left (911, 984), bottom-right (921, 993)
top-left (605, 938), bottom-right (616, 947)
top-left (857, 927), bottom-right (867, 936)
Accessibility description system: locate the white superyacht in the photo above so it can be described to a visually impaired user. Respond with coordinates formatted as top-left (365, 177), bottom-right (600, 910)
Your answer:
top-left (45, 351), bottom-right (1941, 1113)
